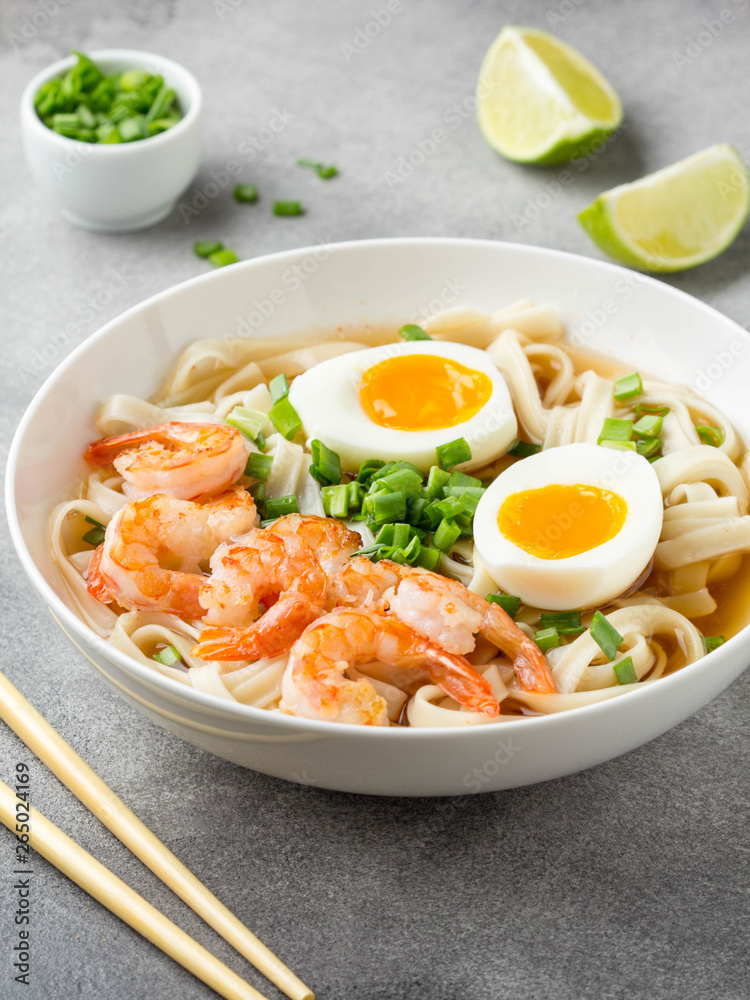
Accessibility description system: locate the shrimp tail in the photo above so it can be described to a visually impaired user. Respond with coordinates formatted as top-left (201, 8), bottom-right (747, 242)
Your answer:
top-left (193, 597), bottom-right (323, 661)
top-left (84, 426), bottom-right (161, 465)
top-left (86, 544), bottom-right (112, 604)
top-left (482, 604), bottom-right (556, 694)
top-left (423, 643), bottom-right (500, 717)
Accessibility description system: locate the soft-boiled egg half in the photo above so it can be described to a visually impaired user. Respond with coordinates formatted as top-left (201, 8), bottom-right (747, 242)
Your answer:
top-left (289, 341), bottom-right (517, 473)
top-left (473, 443), bottom-right (664, 610)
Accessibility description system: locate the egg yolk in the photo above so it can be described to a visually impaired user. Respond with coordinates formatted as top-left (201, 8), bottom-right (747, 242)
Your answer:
top-left (498, 483), bottom-right (627, 560)
top-left (359, 354), bottom-right (493, 432)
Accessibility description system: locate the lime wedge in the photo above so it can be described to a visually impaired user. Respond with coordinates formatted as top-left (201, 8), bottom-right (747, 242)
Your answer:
top-left (579, 144), bottom-right (750, 272)
top-left (476, 25), bottom-right (622, 165)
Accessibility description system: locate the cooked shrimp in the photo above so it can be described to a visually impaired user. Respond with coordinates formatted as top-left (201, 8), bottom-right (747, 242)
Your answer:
top-left (280, 609), bottom-right (499, 725)
top-left (87, 487), bottom-right (257, 617)
top-left (332, 558), bottom-right (556, 694)
top-left (84, 422), bottom-right (247, 500)
top-left (191, 529), bottom-right (328, 662)
top-left (269, 513), bottom-right (362, 575)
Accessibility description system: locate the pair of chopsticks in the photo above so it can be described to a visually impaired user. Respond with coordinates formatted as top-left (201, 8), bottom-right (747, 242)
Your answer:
top-left (0, 670), bottom-right (313, 1000)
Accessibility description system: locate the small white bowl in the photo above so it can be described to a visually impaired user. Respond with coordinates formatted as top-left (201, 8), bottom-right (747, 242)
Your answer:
top-left (20, 49), bottom-right (203, 233)
top-left (6, 239), bottom-right (750, 796)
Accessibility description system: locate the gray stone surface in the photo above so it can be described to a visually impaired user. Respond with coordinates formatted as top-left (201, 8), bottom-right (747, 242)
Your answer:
top-left (1, 0), bottom-right (749, 997)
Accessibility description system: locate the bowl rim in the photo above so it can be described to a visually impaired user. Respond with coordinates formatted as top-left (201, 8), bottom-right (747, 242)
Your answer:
top-left (6, 236), bottom-right (749, 739)
top-left (19, 47), bottom-right (203, 156)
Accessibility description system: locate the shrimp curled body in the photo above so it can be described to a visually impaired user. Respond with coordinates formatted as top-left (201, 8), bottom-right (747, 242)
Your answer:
top-left (192, 514), bottom-right (361, 661)
top-left (84, 422), bottom-right (247, 501)
top-left (332, 558), bottom-right (556, 694)
top-left (87, 488), bottom-right (257, 618)
top-left (280, 609), bottom-right (500, 725)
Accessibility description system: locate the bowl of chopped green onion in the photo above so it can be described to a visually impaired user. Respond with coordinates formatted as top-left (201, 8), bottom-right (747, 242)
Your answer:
top-left (21, 49), bottom-right (203, 232)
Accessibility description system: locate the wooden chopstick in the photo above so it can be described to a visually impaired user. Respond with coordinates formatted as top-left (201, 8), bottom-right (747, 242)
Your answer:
top-left (0, 670), bottom-right (313, 1000)
top-left (0, 780), bottom-right (268, 1000)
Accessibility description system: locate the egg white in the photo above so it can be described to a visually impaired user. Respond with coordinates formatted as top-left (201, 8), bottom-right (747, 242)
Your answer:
top-left (288, 341), bottom-right (517, 474)
top-left (473, 443), bottom-right (664, 611)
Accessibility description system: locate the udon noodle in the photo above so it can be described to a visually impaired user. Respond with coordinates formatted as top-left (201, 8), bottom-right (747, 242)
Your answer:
top-left (50, 300), bottom-right (750, 726)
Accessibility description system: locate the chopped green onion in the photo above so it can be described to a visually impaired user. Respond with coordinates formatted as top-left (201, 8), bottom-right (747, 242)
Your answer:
top-left (265, 494), bottom-right (298, 520)
top-left (269, 397), bottom-right (302, 440)
top-left (193, 241), bottom-right (223, 258)
top-left (632, 414), bottom-right (663, 438)
top-left (398, 324), bottom-right (431, 341)
top-left (347, 480), bottom-right (365, 510)
top-left (598, 417), bottom-right (633, 444)
top-left (696, 425), bottom-right (725, 448)
top-left (249, 480), bottom-right (265, 515)
top-left (82, 526), bottom-right (106, 546)
top-left (119, 69), bottom-right (150, 91)
top-left (614, 372), bottom-right (643, 401)
top-left (600, 440), bottom-right (637, 451)
top-left (539, 611), bottom-right (585, 635)
top-left (635, 402), bottom-right (669, 419)
top-left (425, 465), bottom-right (451, 498)
top-left (208, 249), bottom-right (238, 268)
top-left (415, 545), bottom-right (441, 570)
top-left (507, 439), bottom-right (542, 458)
top-left (273, 200), bottom-right (304, 216)
top-left (431, 495), bottom-right (465, 520)
top-left (84, 514), bottom-right (105, 528)
top-left (534, 628), bottom-right (560, 653)
top-left (486, 593), bottom-right (521, 619)
top-left (357, 459), bottom-right (386, 485)
top-left (145, 86), bottom-right (176, 123)
top-left (297, 158), bottom-right (338, 179)
top-left (703, 635), bottom-right (726, 653)
top-left (636, 437), bottom-right (662, 459)
top-left (442, 485), bottom-right (484, 515)
top-left (244, 452), bottom-right (273, 481)
top-left (613, 655), bottom-right (637, 685)
top-left (322, 483), bottom-right (350, 518)
top-left (363, 491), bottom-right (406, 526)
top-left (153, 643), bottom-right (183, 667)
top-left (269, 373), bottom-right (290, 404)
top-left (310, 439), bottom-right (341, 486)
top-left (590, 610), bottom-right (623, 661)
top-left (436, 437), bottom-right (472, 471)
top-left (449, 471), bottom-right (483, 489)
top-left (234, 184), bottom-right (259, 203)
top-left (118, 115), bottom-right (147, 142)
top-left (226, 405), bottom-right (267, 442)
top-left (374, 468), bottom-right (423, 497)
top-left (432, 518), bottom-right (461, 553)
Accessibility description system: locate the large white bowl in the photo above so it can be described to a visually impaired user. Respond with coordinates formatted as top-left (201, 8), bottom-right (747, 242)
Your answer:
top-left (7, 239), bottom-right (750, 796)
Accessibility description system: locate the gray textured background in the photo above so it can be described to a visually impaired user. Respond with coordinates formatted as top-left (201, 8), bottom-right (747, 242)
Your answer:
top-left (1, 1), bottom-right (749, 998)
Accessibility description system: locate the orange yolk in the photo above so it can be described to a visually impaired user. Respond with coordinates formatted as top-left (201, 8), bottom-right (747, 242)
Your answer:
top-left (497, 483), bottom-right (627, 560)
top-left (359, 354), bottom-right (492, 432)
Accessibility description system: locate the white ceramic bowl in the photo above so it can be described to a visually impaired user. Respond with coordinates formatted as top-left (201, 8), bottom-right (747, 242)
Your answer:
top-left (7, 239), bottom-right (750, 796)
top-left (20, 49), bottom-right (203, 232)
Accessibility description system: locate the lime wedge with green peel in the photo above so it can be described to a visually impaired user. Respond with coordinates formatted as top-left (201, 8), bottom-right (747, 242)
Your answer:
top-left (579, 144), bottom-right (750, 273)
top-left (476, 25), bottom-right (623, 165)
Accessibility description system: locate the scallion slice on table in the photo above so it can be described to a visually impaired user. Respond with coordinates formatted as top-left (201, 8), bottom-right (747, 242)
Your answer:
top-left (297, 158), bottom-right (338, 179)
top-left (398, 324), bottom-right (431, 341)
top-left (486, 593), bottom-right (521, 619)
top-left (613, 371), bottom-right (643, 401)
top-left (273, 201), bottom-right (304, 216)
top-left (590, 610), bottom-right (623, 661)
top-left (208, 249), bottom-right (238, 268)
top-left (233, 184), bottom-right (258, 203)
top-left (436, 437), bottom-right (472, 471)
top-left (193, 241), bottom-right (223, 259)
